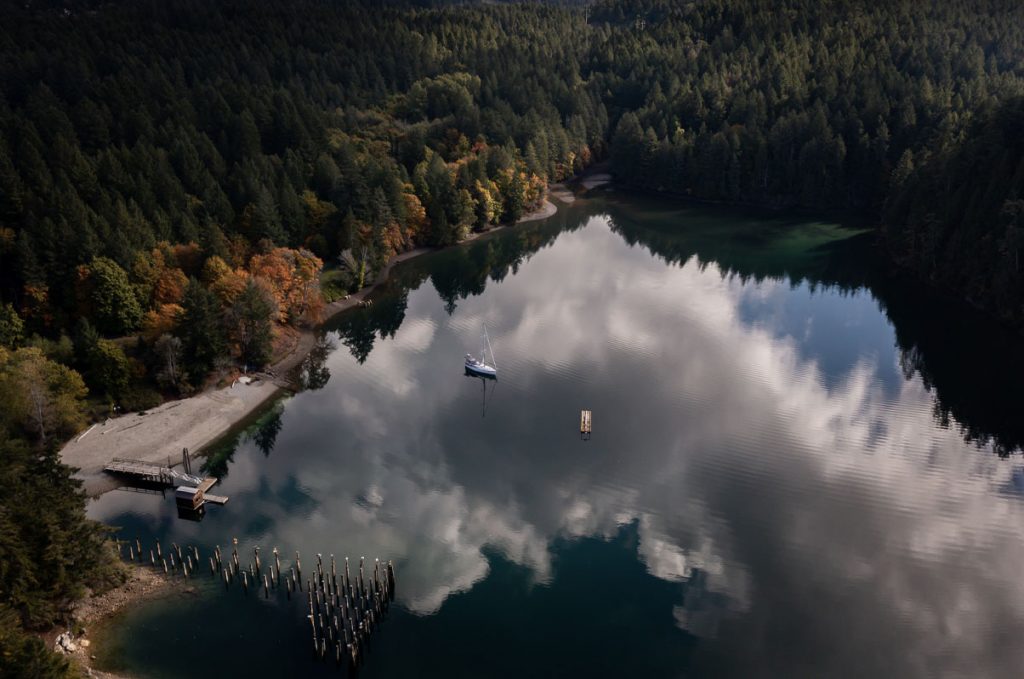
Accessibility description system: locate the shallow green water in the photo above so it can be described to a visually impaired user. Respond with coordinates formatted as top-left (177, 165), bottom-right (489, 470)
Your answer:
top-left (88, 192), bottom-right (1024, 678)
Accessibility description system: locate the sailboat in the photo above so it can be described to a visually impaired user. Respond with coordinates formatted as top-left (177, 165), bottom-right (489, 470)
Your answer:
top-left (464, 324), bottom-right (497, 378)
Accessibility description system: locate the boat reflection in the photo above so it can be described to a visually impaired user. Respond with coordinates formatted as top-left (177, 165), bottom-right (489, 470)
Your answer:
top-left (464, 368), bottom-right (497, 417)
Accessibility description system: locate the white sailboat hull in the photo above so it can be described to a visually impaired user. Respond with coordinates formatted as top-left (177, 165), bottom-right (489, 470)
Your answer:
top-left (465, 359), bottom-right (497, 377)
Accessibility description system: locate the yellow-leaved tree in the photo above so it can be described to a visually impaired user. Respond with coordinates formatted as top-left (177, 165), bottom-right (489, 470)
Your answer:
top-left (0, 347), bottom-right (87, 445)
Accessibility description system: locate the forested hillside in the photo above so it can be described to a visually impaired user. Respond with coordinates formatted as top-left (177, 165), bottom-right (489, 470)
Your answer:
top-left (885, 96), bottom-right (1024, 325)
top-left (604, 0), bottom-right (1024, 212)
top-left (3, 0), bottom-right (1024, 388)
top-left (2, 1), bottom-right (1024, 673)
top-left (0, 0), bottom-right (608, 414)
top-left (598, 0), bottom-right (1024, 324)
top-left (2, 0), bottom-right (1023, 368)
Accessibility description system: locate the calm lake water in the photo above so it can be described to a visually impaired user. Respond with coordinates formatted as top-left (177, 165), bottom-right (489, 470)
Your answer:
top-left (88, 191), bottom-right (1024, 678)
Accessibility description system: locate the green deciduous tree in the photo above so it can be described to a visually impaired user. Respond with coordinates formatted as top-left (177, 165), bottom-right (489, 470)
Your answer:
top-left (0, 347), bottom-right (87, 445)
top-left (87, 257), bottom-right (143, 336)
top-left (0, 304), bottom-right (24, 349)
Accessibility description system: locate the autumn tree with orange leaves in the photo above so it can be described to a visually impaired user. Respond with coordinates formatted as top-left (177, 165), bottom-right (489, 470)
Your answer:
top-left (248, 247), bottom-right (325, 326)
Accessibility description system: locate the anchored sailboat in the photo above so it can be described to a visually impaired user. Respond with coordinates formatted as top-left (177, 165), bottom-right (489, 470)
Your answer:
top-left (464, 325), bottom-right (497, 378)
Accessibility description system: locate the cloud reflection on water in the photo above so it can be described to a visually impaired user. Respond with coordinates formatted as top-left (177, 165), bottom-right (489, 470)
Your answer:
top-left (90, 207), bottom-right (1024, 676)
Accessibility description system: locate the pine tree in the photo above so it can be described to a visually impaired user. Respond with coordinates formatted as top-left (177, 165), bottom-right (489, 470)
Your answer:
top-left (179, 279), bottom-right (226, 384)
top-left (229, 280), bottom-right (275, 368)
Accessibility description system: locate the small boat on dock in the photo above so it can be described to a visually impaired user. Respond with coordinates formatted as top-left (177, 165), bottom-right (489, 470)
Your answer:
top-left (465, 325), bottom-right (497, 378)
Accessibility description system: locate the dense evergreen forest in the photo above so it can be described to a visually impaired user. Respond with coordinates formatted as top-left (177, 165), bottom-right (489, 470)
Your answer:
top-left (2, 0), bottom-right (1024, 674)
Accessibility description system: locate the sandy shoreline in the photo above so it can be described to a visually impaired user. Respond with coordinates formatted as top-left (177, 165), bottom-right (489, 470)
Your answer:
top-left (60, 197), bottom-right (560, 499)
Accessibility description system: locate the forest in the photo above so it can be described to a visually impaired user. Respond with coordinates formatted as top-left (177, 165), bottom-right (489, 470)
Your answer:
top-left (2, 0), bottom-right (1024, 675)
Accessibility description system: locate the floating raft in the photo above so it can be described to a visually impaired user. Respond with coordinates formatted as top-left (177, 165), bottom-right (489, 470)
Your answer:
top-left (580, 409), bottom-right (592, 440)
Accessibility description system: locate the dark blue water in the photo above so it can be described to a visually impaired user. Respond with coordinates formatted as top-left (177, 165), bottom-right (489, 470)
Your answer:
top-left (88, 193), bottom-right (1024, 678)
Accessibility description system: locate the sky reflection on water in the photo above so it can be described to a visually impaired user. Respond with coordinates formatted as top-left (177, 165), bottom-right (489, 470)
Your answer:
top-left (89, 197), bottom-right (1024, 678)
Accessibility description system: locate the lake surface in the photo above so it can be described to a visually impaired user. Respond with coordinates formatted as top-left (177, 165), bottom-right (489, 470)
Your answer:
top-left (88, 191), bottom-right (1024, 678)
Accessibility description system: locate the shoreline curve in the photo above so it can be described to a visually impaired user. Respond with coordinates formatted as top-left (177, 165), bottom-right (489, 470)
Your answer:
top-left (61, 197), bottom-right (561, 499)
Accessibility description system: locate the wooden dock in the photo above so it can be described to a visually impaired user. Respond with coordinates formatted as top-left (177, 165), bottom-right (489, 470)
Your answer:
top-left (580, 409), bottom-right (592, 440)
top-left (104, 455), bottom-right (228, 508)
top-left (195, 477), bottom-right (228, 504)
top-left (196, 477), bottom-right (218, 494)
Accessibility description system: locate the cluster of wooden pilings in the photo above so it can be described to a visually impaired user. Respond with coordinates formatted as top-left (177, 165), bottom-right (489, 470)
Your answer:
top-left (114, 536), bottom-right (204, 578)
top-left (301, 551), bottom-right (396, 669)
top-left (113, 536), bottom-right (397, 671)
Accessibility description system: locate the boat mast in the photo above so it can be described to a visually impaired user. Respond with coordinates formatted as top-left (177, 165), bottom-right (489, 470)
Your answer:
top-left (483, 325), bottom-right (496, 369)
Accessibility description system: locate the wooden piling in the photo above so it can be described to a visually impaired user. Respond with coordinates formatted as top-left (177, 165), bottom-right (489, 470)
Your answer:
top-left (112, 536), bottom-right (399, 668)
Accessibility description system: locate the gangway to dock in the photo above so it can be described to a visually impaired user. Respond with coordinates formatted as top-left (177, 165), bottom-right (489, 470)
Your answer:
top-left (104, 449), bottom-right (228, 509)
top-left (104, 457), bottom-right (204, 486)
